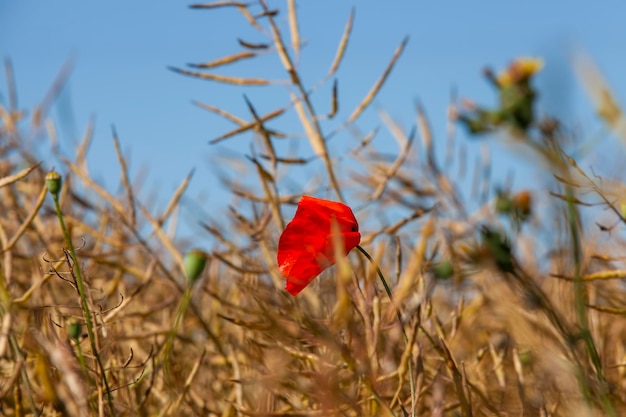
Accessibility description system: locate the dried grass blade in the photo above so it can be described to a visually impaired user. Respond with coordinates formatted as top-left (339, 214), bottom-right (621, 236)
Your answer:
top-left (248, 156), bottom-right (284, 229)
top-left (4, 59), bottom-right (17, 111)
top-left (351, 127), bottom-right (379, 155)
top-left (260, 128), bottom-right (286, 138)
top-left (165, 348), bottom-right (207, 415)
top-left (96, 257), bottom-right (155, 287)
top-left (255, 9), bottom-right (278, 18)
top-left (328, 79), bottom-right (338, 119)
top-left (2, 185), bottom-right (46, 252)
top-left (65, 214), bottom-right (128, 249)
top-left (31, 58), bottom-right (73, 128)
top-left (564, 154), bottom-right (626, 221)
top-left (200, 221), bottom-right (240, 253)
top-left (445, 89), bottom-right (458, 169)
top-left (168, 67), bottom-right (274, 86)
top-left (255, 238), bottom-right (285, 290)
top-left (14, 273), bottom-right (56, 305)
top-left (237, 39), bottom-right (269, 50)
top-left (34, 336), bottom-right (89, 416)
top-left (189, 1), bottom-right (249, 9)
top-left (188, 51), bottom-right (256, 69)
top-left (347, 36), bottom-right (408, 125)
top-left (553, 174), bottom-right (582, 188)
top-left (390, 319), bottom-right (419, 409)
top-left (574, 52), bottom-right (626, 142)
top-left (379, 108), bottom-right (408, 148)
top-left (210, 107), bottom-right (286, 144)
top-left (416, 102), bottom-right (437, 169)
top-left (264, 3), bottom-right (294, 73)
top-left (0, 105), bottom-right (17, 134)
top-left (512, 347), bottom-right (525, 387)
top-left (440, 337), bottom-right (473, 417)
top-left (102, 261), bottom-right (157, 323)
top-left (584, 270), bottom-right (626, 281)
top-left (328, 8), bottom-right (354, 77)
top-left (0, 356), bottom-right (22, 398)
top-left (489, 341), bottom-right (506, 388)
top-left (291, 91), bottom-right (327, 158)
top-left (138, 204), bottom-right (185, 274)
top-left (229, 191), bottom-right (292, 204)
top-left (63, 158), bottom-right (127, 216)
top-left (193, 100), bottom-right (246, 125)
top-left (0, 217), bottom-right (12, 284)
top-left (264, 3), bottom-right (343, 200)
top-left (548, 191), bottom-right (593, 206)
top-left (586, 305), bottom-right (626, 315)
top-left (181, 349), bottom-right (207, 404)
top-left (371, 128), bottom-right (415, 201)
top-left (112, 126), bottom-right (136, 226)
top-left (382, 206), bottom-right (435, 235)
top-left (237, 7), bottom-right (264, 32)
top-left (260, 154), bottom-right (310, 164)
top-left (159, 169), bottom-right (194, 226)
top-left (394, 216), bottom-right (433, 302)
top-left (92, 211), bottom-right (110, 257)
top-left (75, 119), bottom-right (95, 172)
top-left (287, 0), bottom-right (300, 59)
top-left (0, 162), bottom-right (40, 189)
top-left (213, 252), bottom-right (266, 274)
top-left (243, 96), bottom-right (278, 168)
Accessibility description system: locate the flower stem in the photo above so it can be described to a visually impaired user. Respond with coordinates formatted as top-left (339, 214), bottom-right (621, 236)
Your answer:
top-left (51, 192), bottom-right (116, 416)
top-left (565, 187), bottom-right (615, 416)
top-left (160, 285), bottom-right (193, 378)
top-left (356, 245), bottom-right (416, 416)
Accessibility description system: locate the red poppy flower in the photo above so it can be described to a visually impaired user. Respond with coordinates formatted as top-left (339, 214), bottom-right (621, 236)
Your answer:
top-left (277, 196), bottom-right (361, 295)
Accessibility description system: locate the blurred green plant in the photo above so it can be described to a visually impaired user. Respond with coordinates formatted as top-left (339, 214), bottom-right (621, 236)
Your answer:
top-left (457, 57), bottom-right (543, 134)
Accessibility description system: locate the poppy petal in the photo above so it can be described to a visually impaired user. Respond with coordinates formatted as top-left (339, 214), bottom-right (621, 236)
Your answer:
top-left (277, 196), bottom-right (361, 295)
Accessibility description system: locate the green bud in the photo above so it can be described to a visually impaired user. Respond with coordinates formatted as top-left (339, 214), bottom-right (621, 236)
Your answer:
top-left (517, 349), bottom-right (533, 366)
top-left (184, 249), bottom-right (208, 283)
top-left (45, 171), bottom-right (62, 195)
top-left (68, 321), bottom-right (81, 341)
top-left (495, 195), bottom-right (513, 214)
top-left (431, 261), bottom-right (454, 280)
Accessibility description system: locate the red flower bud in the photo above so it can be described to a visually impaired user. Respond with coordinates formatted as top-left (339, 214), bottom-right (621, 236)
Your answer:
top-left (277, 196), bottom-right (361, 295)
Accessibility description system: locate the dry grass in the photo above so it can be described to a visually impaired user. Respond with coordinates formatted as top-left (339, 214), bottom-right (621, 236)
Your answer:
top-left (2, 2), bottom-right (626, 416)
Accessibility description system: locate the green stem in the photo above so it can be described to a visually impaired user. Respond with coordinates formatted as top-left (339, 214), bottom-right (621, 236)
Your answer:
top-left (52, 193), bottom-right (116, 416)
top-left (356, 245), bottom-right (416, 416)
top-left (73, 337), bottom-right (90, 382)
top-left (160, 285), bottom-right (193, 376)
top-left (565, 186), bottom-right (615, 416)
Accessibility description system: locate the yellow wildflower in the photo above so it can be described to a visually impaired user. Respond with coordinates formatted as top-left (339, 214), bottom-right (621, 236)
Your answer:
top-left (497, 57), bottom-right (544, 87)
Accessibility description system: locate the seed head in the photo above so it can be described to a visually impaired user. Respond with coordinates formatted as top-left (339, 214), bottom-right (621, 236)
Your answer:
top-left (45, 171), bottom-right (62, 196)
top-left (184, 249), bottom-right (208, 283)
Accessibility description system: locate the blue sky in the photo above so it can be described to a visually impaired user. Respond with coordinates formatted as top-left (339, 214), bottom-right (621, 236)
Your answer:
top-left (2, 1), bottom-right (626, 242)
